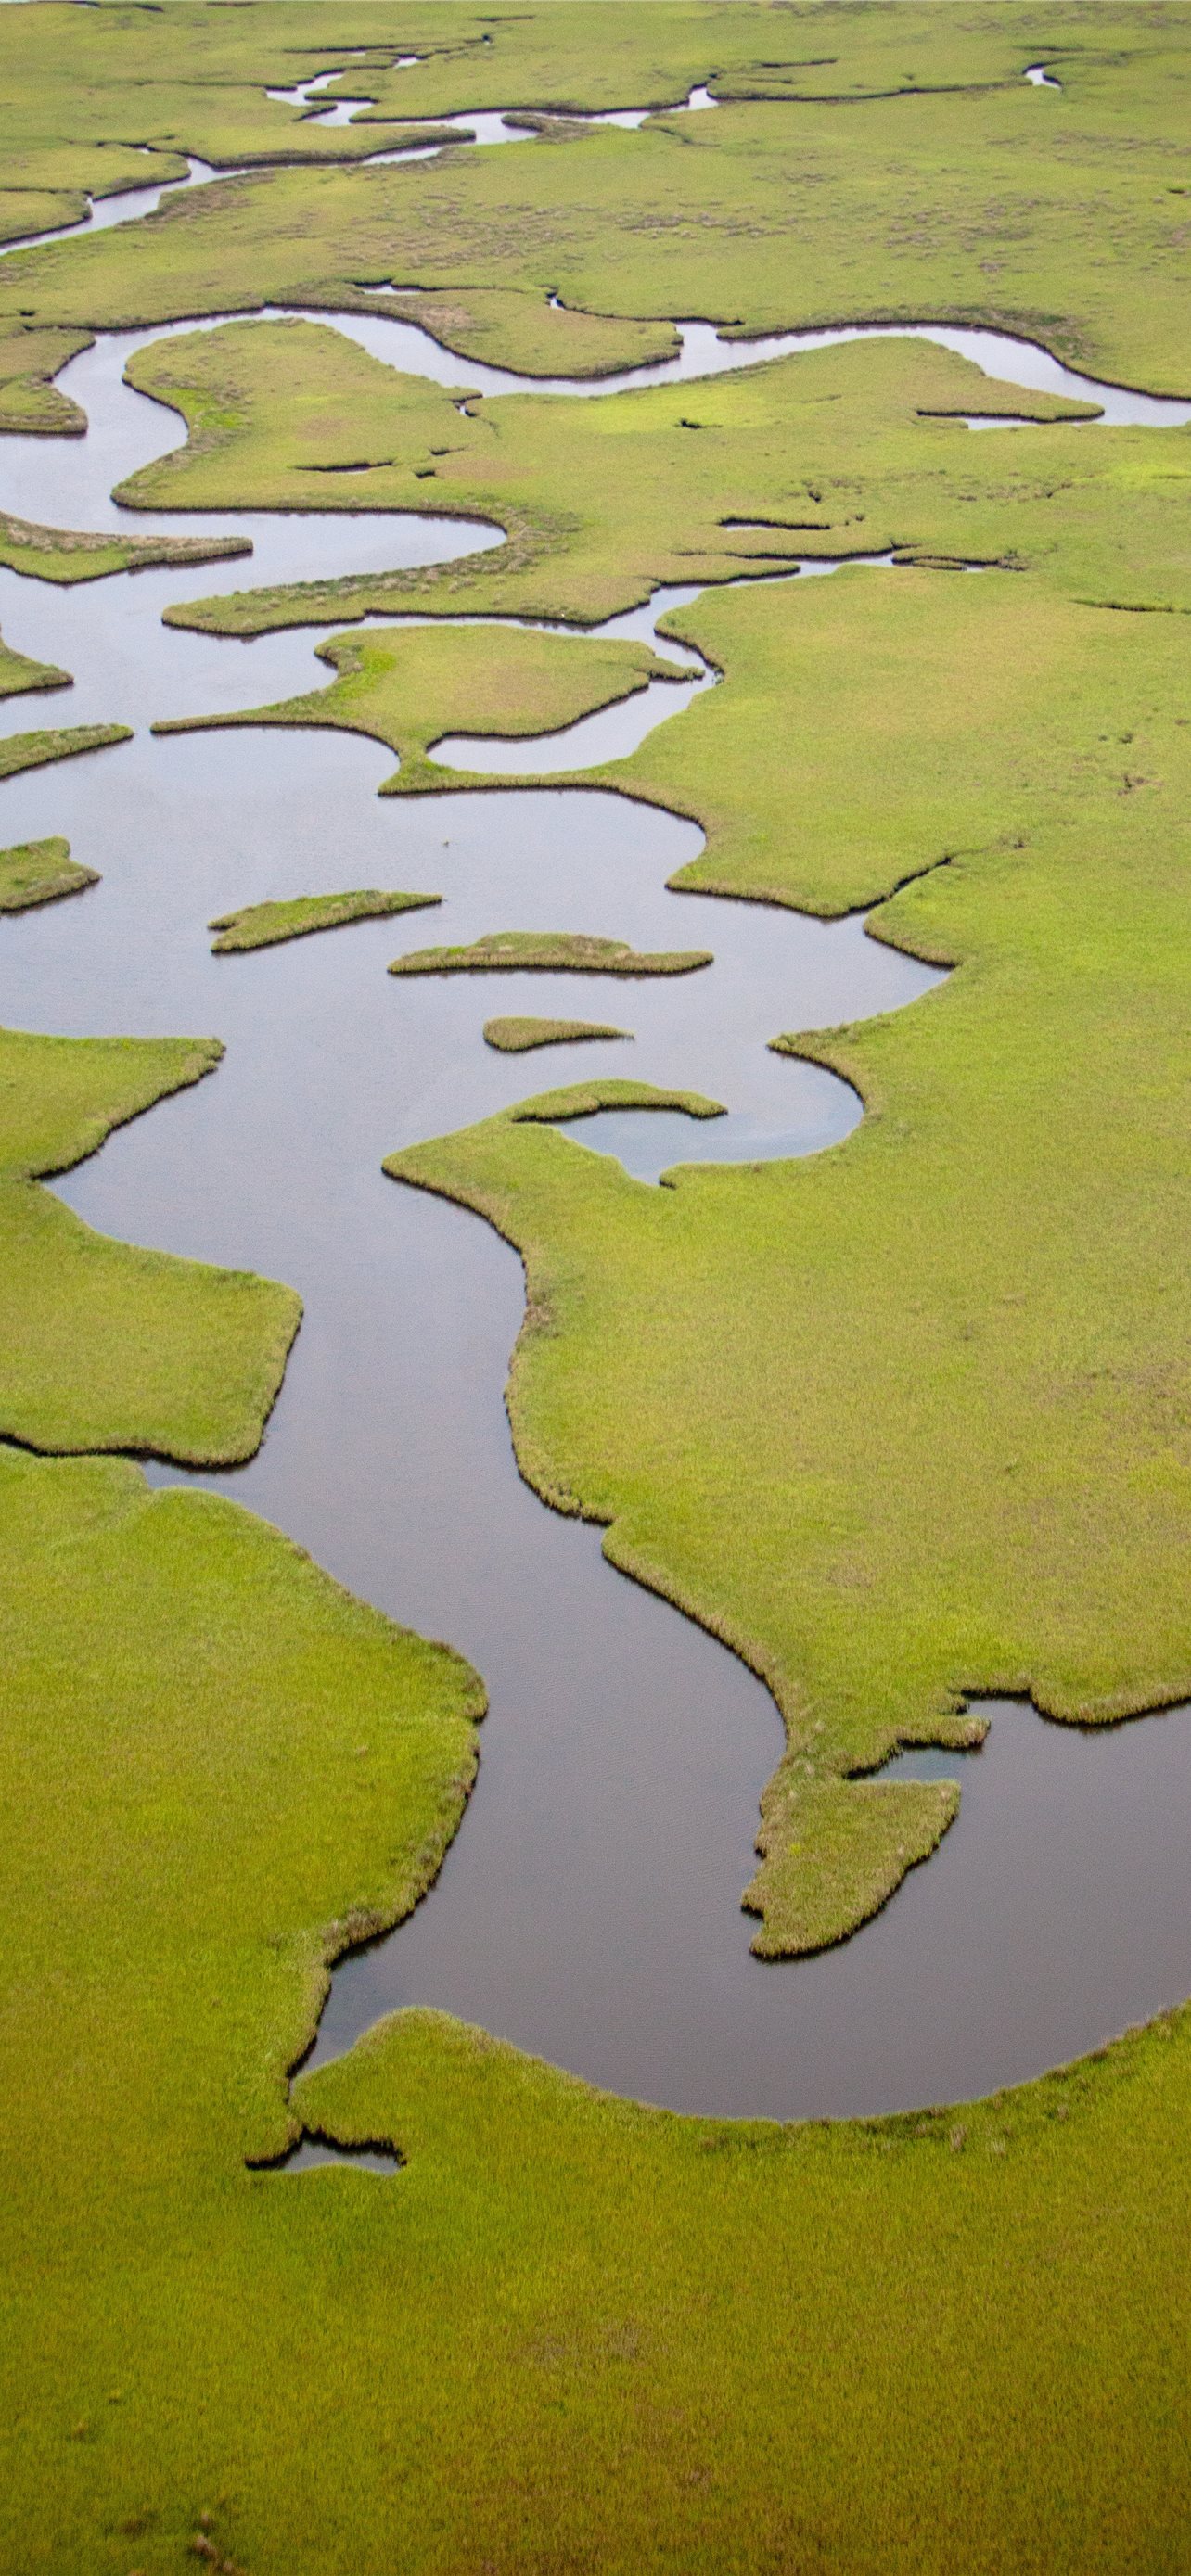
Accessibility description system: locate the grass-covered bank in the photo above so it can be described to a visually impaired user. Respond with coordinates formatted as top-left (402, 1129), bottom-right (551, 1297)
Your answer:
top-left (0, 504), bottom-right (250, 585)
top-left (0, 1024), bottom-right (300, 1461)
top-left (389, 569), bottom-right (1191, 1953)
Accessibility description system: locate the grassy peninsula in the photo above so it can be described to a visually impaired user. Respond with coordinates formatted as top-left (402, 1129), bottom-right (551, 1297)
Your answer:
top-left (0, 628), bottom-right (70, 700)
top-left (0, 505), bottom-right (251, 584)
top-left (156, 615), bottom-right (683, 792)
top-left (0, 721), bottom-right (131, 780)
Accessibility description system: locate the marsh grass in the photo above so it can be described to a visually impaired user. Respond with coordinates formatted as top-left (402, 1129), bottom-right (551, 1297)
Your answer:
top-left (484, 1014), bottom-right (631, 1051)
top-left (0, 628), bottom-right (70, 701)
top-left (389, 570), bottom-right (1191, 1951)
top-left (156, 615), bottom-right (678, 789)
top-left (0, 721), bottom-right (131, 780)
top-left (390, 930), bottom-right (711, 977)
top-left (0, 1024), bottom-right (299, 1462)
top-left (0, 835), bottom-right (96, 911)
top-left (210, 886), bottom-right (439, 950)
top-left (0, 505), bottom-right (250, 585)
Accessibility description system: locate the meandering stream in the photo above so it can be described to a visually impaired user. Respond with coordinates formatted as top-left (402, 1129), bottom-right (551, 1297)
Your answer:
top-left (4, 132), bottom-right (1191, 2123)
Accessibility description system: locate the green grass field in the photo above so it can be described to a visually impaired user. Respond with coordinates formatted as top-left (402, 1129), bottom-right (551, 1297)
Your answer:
top-left (1, 10), bottom-right (1188, 402)
top-left (122, 317), bottom-right (1121, 637)
top-left (3, 1427), bottom-right (1189, 2573)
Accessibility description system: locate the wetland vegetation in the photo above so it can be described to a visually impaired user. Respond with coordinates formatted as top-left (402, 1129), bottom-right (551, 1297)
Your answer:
top-left (389, 928), bottom-right (713, 976)
top-left (210, 887), bottom-right (440, 950)
top-left (0, 832), bottom-right (96, 910)
top-left (3, 4), bottom-right (1191, 2568)
top-left (483, 1013), bottom-right (631, 1051)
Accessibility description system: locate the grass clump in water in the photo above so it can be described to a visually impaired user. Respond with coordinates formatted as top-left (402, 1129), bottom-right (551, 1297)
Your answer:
top-left (0, 835), bottom-right (96, 910)
top-left (390, 931), bottom-right (711, 978)
top-left (0, 627), bottom-right (70, 701)
top-left (484, 1014), bottom-right (631, 1052)
top-left (210, 888), bottom-right (440, 951)
top-left (0, 721), bottom-right (130, 781)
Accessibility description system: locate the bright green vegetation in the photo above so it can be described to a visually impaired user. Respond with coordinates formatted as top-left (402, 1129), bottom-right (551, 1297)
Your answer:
top-left (0, 628), bottom-right (70, 701)
top-left (210, 887), bottom-right (440, 950)
top-left (6, 11), bottom-right (1191, 2566)
top-left (0, 504), bottom-right (250, 585)
top-left (0, 0), bottom-right (474, 221)
top-left (338, 281), bottom-right (679, 380)
top-left (156, 610), bottom-right (681, 791)
top-left (0, 721), bottom-right (131, 781)
top-left (484, 1014), bottom-right (631, 1052)
top-left (0, 835), bottom-right (96, 912)
top-left (388, 568), bottom-right (1191, 1953)
top-left (597, 563), bottom-right (1191, 912)
top-left (118, 320), bottom-right (1130, 642)
top-left (0, 322), bottom-right (92, 435)
top-left (3, 8), bottom-right (1189, 407)
top-left (0, 1440), bottom-right (494, 2574)
top-left (390, 931), bottom-right (711, 978)
top-left (0, 1025), bottom-right (299, 1464)
top-left (506, 1075), bottom-right (723, 1128)
top-left (4, 1455), bottom-right (1191, 2576)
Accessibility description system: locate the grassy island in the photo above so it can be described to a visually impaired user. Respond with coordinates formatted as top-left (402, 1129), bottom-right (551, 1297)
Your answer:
top-left (391, 931), bottom-right (711, 978)
top-left (484, 1015), bottom-right (631, 1052)
top-left (0, 835), bottom-right (96, 911)
top-left (210, 888), bottom-right (440, 950)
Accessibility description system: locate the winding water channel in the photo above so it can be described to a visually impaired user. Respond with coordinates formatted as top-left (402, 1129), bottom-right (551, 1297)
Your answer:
top-left (4, 115), bottom-right (1191, 2123)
